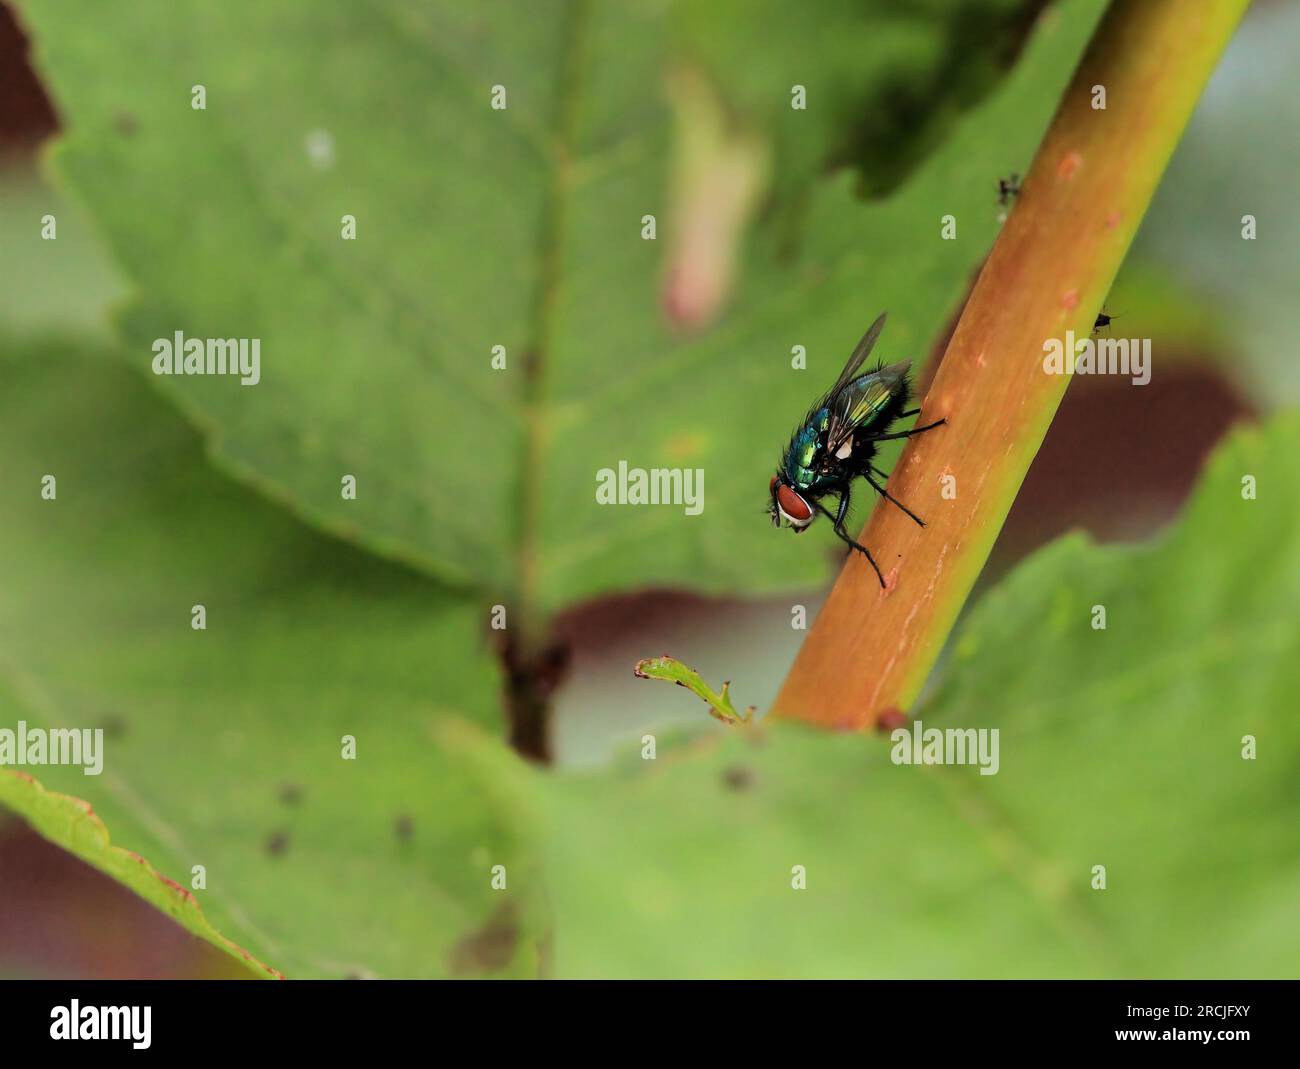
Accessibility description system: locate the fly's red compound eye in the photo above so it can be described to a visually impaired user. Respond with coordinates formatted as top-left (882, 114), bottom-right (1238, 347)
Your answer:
top-left (776, 484), bottom-right (813, 524)
top-left (769, 474), bottom-right (779, 493)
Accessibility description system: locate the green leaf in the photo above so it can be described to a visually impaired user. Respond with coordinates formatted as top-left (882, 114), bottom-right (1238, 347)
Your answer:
top-left (0, 351), bottom-right (538, 978)
top-left (672, 0), bottom-right (1058, 200)
top-left (18, 0), bottom-right (1103, 619)
top-left (0, 768), bottom-right (280, 978)
top-left (513, 413), bottom-right (1300, 977)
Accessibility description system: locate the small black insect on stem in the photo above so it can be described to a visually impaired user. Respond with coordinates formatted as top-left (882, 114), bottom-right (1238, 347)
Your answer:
top-left (1093, 308), bottom-right (1121, 335)
top-left (997, 173), bottom-right (1021, 207)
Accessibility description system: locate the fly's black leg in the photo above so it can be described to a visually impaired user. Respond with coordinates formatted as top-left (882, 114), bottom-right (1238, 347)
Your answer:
top-left (865, 417), bottom-right (947, 444)
top-left (814, 495), bottom-right (885, 588)
top-left (833, 486), bottom-right (852, 530)
top-left (866, 466), bottom-right (926, 527)
top-left (900, 408), bottom-right (920, 418)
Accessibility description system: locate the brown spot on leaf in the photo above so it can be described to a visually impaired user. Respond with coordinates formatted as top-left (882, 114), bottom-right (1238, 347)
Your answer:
top-left (449, 902), bottom-right (518, 975)
top-left (721, 765), bottom-right (755, 791)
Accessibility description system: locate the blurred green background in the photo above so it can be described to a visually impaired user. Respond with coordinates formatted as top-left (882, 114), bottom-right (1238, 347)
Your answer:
top-left (0, 0), bottom-right (1295, 978)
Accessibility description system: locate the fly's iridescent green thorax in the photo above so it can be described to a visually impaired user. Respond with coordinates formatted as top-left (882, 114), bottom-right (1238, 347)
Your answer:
top-left (767, 312), bottom-right (947, 588)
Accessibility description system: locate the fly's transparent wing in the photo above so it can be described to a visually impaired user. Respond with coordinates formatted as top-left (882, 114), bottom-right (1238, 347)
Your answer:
top-left (824, 360), bottom-right (911, 459)
top-left (827, 313), bottom-right (888, 398)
